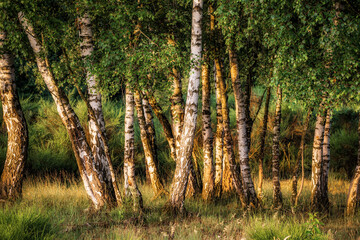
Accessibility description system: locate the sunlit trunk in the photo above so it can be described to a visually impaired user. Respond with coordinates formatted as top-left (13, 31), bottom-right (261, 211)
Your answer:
top-left (124, 87), bottom-right (143, 210)
top-left (170, 0), bottom-right (203, 213)
top-left (311, 107), bottom-right (326, 212)
top-left (272, 86), bottom-right (282, 209)
top-left (257, 87), bottom-right (271, 200)
top-left (170, 68), bottom-right (184, 161)
top-left (201, 59), bottom-right (214, 201)
top-left (214, 70), bottom-right (224, 198)
top-left (19, 12), bottom-right (112, 210)
top-left (0, 31), bottom-right (28, 201)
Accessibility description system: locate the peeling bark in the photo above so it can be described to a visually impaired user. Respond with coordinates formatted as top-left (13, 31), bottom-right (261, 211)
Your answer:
top-left (0, 31), bottom-right (28, 201)
top-left (19, 12), bottom-right (111, 210)
top-left (229, 49), bottom-right (258, 208)
top-left (79, 12), bottom-right (121, 206)
top-left (124, 87), bottom-right (143, 210)
top-left (257, 87), bottom-right (271, 200)
top-left (170, 0), bottom-right (203, 213)
top-left (272, 86), bottom-right (283, 209)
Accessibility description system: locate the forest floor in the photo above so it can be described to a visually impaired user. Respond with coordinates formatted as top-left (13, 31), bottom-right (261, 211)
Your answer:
top-left (0, 175), bottom-right (359, 240)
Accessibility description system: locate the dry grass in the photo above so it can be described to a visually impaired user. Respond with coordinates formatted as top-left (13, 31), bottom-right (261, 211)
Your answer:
top-left (0, 175), bottom-right (359, 239)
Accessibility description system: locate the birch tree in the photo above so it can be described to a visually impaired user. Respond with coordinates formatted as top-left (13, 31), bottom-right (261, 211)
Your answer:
top-left (78, 11), bottom-right (122, 206)
top-left (134, 91), bottom-right (165, 197)
top-left (124, 87), bottom-right (143, 210)
top-left (311, 108), bottom-right (326, 212)
top-left (0, 31), bottom-right (28, 201)
top-left (19, 12), bottom-right (117, 210)
top-left (201, 59), bottom-right (214, 201)
top-left (272, 86), bottom-right (283, 209)
top-left (170, 0), bottom-right (203, 213)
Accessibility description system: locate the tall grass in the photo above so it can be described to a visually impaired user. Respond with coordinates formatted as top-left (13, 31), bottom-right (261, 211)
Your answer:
top-left (2, 176), bottom-right (357, 239)
top-left (0, 206), bottom-right (55, 240)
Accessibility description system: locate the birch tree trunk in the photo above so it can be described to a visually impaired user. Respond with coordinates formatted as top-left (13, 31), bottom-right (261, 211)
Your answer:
top-left (147, 94), bottom-right (177, 162)
top-left (170, 68), bottom-right (184, 160)
top-left (214, 59), bottom-right (245, 205)
top-left (134, 91), bottom-right (165, 197)
top-left (19, 12), bottom-right (111, 210)
top-left (146, 93), bottom-right (200, 196)
top-left (291, 108), bottom-right (312, 206)
top-left (142, 96), bottom-right (157, 184)
top-left (321, 110), bottom-right (331, 209)
top-left (346, 113), bottom-right (360, 216)
top-left (124, 87), bottom-right (143, 210)
top-left (229, 49), bottom-right (258, 208)
top-left (169, 62), bottom-right (200, 198)
top-left (78, 12), bottom-right (122, 206)
top-left (214, 71), bottom-right (224, 198)
top-left (170, 0), bottom-right (203, 213)
top-left (311, 108), bottom-right (326, 212)
top-left (214, 60), bottom-right (235, 195)
top-left (272, 86), bottom-right (283, 209)
top-left (0, 31), bottom-right (28, 201)
top-left (257, 87), bottom-right (271, 200)
top-left (201, 61), bottom-right (214, 201)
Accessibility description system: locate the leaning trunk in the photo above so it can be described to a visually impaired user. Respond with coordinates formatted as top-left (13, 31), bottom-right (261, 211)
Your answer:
top-left (257, 87), bottom-right (271, 200)
top-left (147, 94), bottom-right (177, 162)
top-left (20, 12), bottom-right (113, 210)
top-left (272, 86), bottom-right (283, 209)
top-left (142, 96), bottom-right (157, 184)
top-left (134, 91), bottom-right (165, 197)
top-left (216, 58), bottom-right (246, 206)
top-left (229, 49), bottom-right (258, 208)
top-left (0, 31), bottom-right (28, 201)
top-left (170, 0), bottom-right (203, 213)
top-left (124, 87), bottom-right (143, 210)
top-left (310, 107), bottom-right (326, 212)
top-left (346, 113), bottom-right (360, 216)
top-left (79, 12), bottom-right (121, 206)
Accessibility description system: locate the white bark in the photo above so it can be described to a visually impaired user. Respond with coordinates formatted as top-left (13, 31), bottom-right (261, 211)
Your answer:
top-left (170, 0), bottom-right (203, 212)
top-left (19, 12), bottom-right (109, 209)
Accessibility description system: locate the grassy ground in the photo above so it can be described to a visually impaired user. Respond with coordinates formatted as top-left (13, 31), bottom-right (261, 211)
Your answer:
top-left (1, 176), bottom-right (359, 240)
